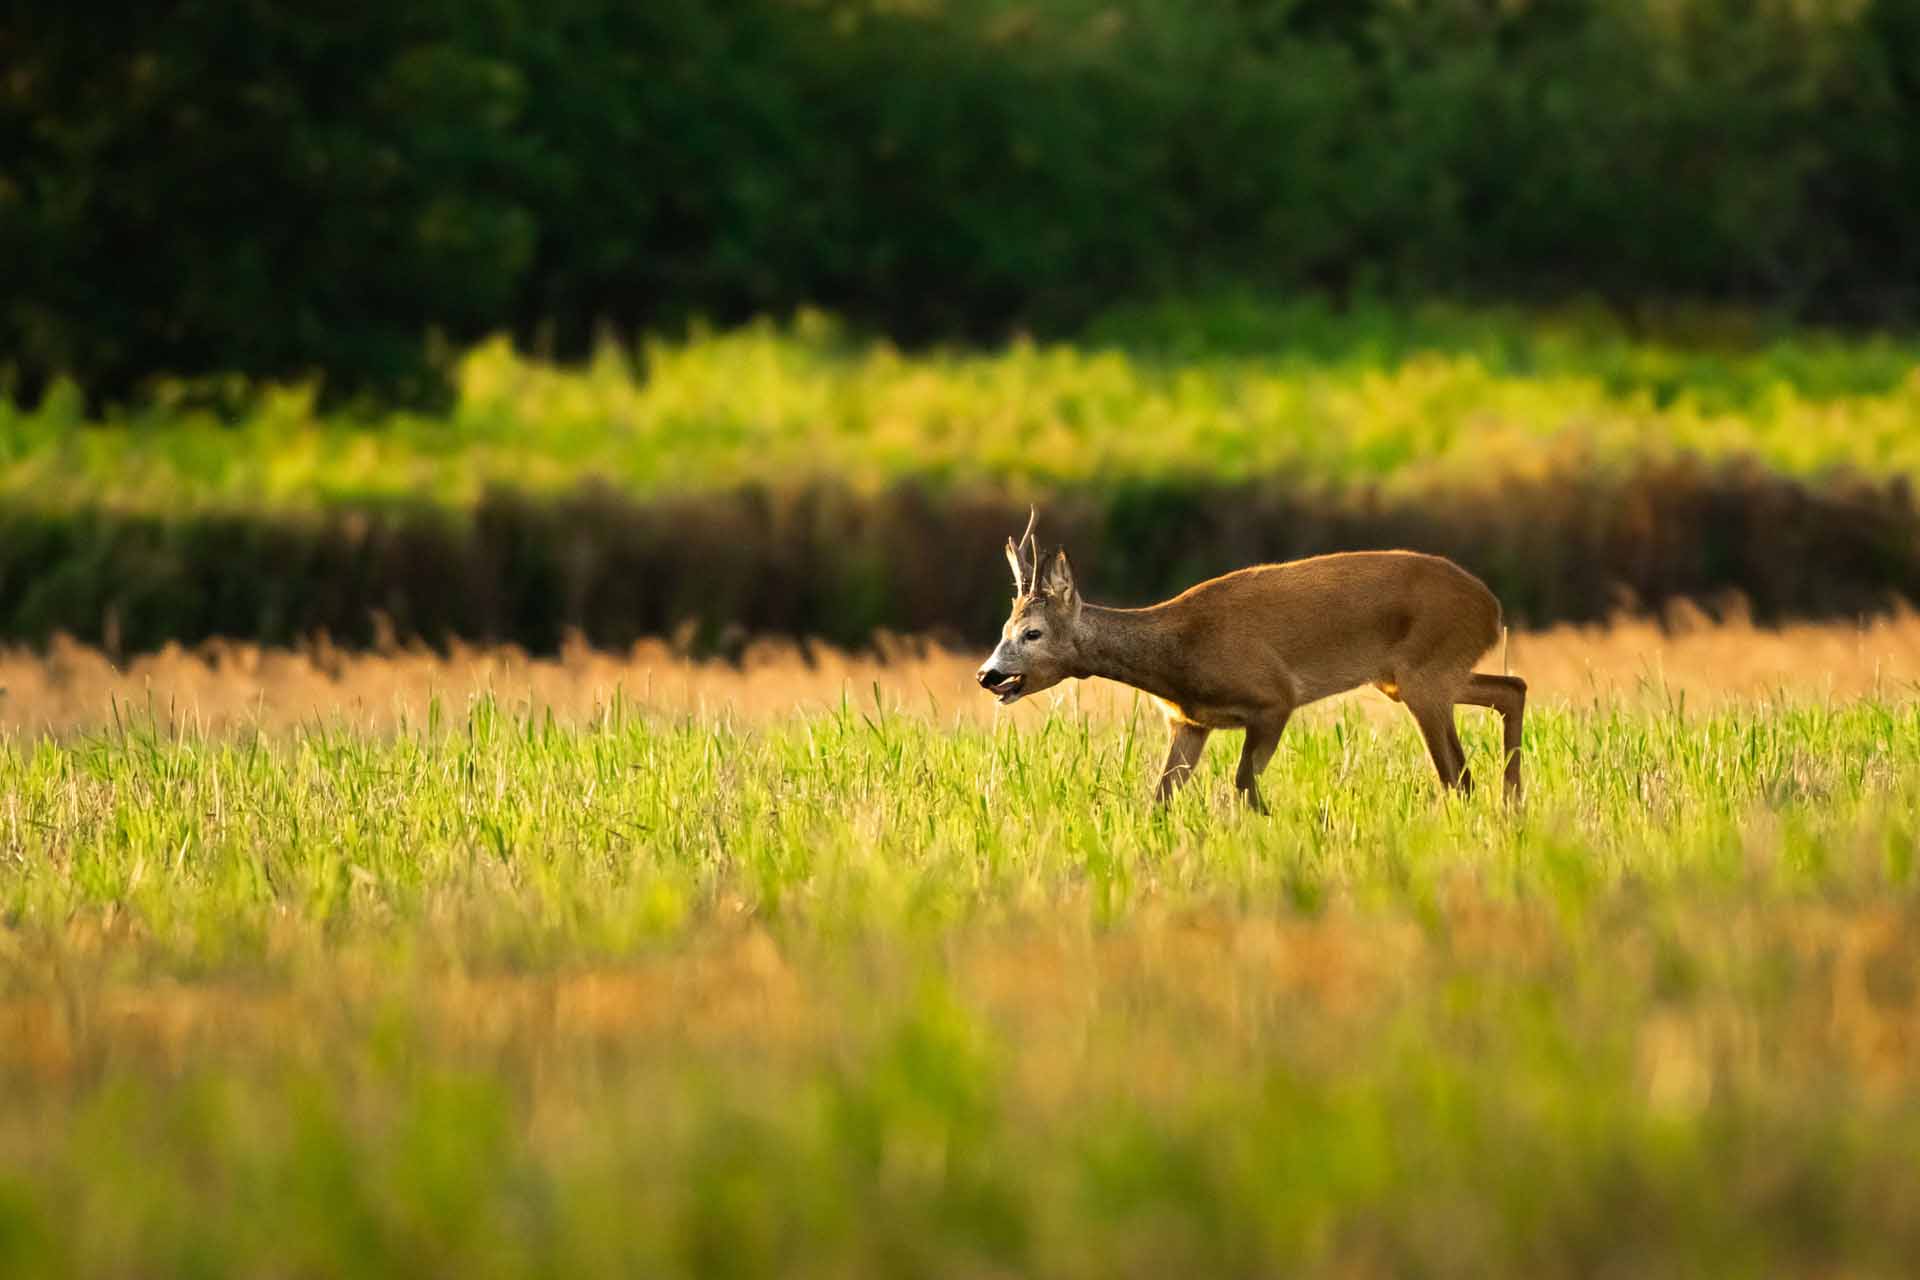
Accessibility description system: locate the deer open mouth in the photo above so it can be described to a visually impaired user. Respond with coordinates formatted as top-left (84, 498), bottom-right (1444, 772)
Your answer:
top-left (987, 674), bottom-right (1025, 704)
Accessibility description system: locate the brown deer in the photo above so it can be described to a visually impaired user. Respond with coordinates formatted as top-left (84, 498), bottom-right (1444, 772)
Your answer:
top-left (976, 510), bottom-right (1526, 811)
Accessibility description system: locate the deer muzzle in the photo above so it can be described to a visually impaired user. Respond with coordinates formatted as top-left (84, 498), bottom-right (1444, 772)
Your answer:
top-left (975, 667), bottom-right (1025, 702)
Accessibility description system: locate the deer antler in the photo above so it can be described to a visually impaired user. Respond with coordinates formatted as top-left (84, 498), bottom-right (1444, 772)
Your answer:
top-left (1006, 506), bottom-right (1041, 594)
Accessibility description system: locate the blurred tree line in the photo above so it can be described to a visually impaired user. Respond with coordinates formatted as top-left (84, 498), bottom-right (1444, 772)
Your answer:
top-left (6, 0), bottom-right (1919, 404)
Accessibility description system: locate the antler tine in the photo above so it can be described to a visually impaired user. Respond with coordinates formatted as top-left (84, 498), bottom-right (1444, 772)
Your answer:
top-left (1018, 505), bottom-right (1039, 583)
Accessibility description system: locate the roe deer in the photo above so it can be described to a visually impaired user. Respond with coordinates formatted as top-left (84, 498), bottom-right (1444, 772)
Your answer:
top-left (975, 510), bottom-right (1526, 811)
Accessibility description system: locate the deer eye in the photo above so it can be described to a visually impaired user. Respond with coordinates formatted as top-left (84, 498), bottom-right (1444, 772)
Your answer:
top-left (1023, 628), bottom-right (1043, 642)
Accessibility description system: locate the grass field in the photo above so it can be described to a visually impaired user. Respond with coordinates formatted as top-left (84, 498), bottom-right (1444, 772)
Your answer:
top-left (9, 298), bottom-right (1920, 1274)
top-left (3, 629), bottom-right (1919, 1276)
top-left (7, 300), bottom-right (1920, 514)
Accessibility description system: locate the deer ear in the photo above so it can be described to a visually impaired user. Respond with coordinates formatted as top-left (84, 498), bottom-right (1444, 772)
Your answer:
top-left (1042, 547), bottom-right (1077, 607)
top-left (1005, 537), bottom-right (1026, 593)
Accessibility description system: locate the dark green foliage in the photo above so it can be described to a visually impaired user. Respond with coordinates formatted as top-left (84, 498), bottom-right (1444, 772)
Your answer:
top-left (2, 467), bottom-right (1913, 655)
top-left (6, 1), bottom-right (1919, 401)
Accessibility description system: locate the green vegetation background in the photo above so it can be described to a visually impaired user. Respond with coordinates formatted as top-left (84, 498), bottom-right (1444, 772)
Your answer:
top-left (6, 301), bottom-right (1920, 653)
top-left (9, 2), bottom-right (1920, 649)
top-left (9, 0), bottom-right (1920, 402)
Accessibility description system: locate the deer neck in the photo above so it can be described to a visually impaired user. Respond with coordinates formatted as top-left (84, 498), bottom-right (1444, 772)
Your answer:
top-left (1072, 604), bottom-right (1184, 701)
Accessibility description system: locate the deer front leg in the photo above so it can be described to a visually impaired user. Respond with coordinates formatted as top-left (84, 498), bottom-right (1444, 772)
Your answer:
top-left (1155, 723), bottom-right (1212, 803)
top-left (1234, 709), bottom-right (1292, 815)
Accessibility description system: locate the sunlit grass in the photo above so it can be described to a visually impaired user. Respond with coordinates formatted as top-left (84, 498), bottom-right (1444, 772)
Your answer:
top-left (6, 695), bottom-right (1913, 963)
top-left (1, 693), bottom-right (1918, 1274)
top-left (6, 300), bottom-right (1919, 515)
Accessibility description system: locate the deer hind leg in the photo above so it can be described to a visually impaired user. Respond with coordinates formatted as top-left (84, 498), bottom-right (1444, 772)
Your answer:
top-left (1459, 673), bottom-right (1526, 801)
top-left (1445, 720), bottom-right (1473, 796)
top-left (1234, 708), bottom-right (1293, 815)
top-left (1155, 723), bottom-right (1213, 803)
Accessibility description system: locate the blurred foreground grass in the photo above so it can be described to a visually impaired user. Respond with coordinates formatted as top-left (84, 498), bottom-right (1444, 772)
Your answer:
top-left (8, 299), bottom-right (1920, 513)
top-left (2, 694), bottom-right (1919, 1275)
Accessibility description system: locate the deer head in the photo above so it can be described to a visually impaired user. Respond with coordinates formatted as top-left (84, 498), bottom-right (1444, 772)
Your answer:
top-left (977, 508), bottom-right (1083, 704)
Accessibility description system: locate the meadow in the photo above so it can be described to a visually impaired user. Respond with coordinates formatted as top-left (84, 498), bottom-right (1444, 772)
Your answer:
top-left (7, 301), bottom-right (1920, 1275)
top-left (2, 625), bottom-right (1920, 1276)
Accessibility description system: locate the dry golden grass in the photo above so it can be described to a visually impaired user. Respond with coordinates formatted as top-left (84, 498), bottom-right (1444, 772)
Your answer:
top-left (4, 609), bottom-right (1918, 736)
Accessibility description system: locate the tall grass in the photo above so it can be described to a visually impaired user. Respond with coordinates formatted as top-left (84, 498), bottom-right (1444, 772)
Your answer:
top-left (7, 302), bottom-right (1920, 515)
top-left (3, 693), bottom-right (1919, 1274)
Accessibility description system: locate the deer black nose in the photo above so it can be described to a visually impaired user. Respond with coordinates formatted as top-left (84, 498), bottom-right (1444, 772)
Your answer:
top-left (976, 667), bottom-right (1005, 689)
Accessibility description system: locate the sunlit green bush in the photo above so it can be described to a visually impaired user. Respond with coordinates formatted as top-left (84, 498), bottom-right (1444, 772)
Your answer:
top-left (5, 303), bottom-right (1919, 514)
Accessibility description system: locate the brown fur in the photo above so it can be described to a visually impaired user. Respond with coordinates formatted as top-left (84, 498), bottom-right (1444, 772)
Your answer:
top-left (979, 520), bottom-right (1525, 810)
